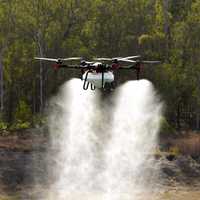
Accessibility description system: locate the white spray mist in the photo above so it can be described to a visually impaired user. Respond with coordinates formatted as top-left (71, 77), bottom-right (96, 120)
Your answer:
top-left (46, 79), bottom-right (162, 200)
top-left (103, 80), bottom-right (162, 200)
top-left (47, 79), bottom-right (101, 200)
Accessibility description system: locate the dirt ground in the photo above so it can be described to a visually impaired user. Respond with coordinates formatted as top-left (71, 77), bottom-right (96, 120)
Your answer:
top-left (1, 187), bottom-right (200, 200)
top-left (0, 129), bottom-right (200, 200)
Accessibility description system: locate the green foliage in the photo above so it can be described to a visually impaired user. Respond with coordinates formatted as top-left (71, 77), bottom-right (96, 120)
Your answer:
top-left (0, 113), bottom-right (8, 131)
top-left (0, 121), bottom-right (8, 130)
top-left (10, 120), bottom-right (31, 130)
top-left (32, 114), bottom-right (46, 127)
top-left (14, 100), bottom-right (32, 126)
top-left (0, 0), bottom-right (199, 130)
top-left (160, 117), bottom-right (176, 136)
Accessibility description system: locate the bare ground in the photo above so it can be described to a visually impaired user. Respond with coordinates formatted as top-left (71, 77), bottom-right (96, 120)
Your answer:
top-left (0, 129), bottom-right (200, 199)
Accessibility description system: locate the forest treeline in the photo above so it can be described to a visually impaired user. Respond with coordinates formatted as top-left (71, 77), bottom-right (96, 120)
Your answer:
top-left (0, 0), bottom-right (200, 130)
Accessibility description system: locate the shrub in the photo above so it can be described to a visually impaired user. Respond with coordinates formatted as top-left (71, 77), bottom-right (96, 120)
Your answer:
top-left (160, 117), bottom-right (176, 136)
top-left (0, 113), bottom-right (8, 131)
top-left (14, 120), bottom-right (31, 129)
top-left (11, 100), bottom-right (32, 130)
top-left (14, 100), bottom-right (32, 124)
top-left (32, 114), bottom-right (46, 127)
top-left (0, 121), bottom-right (8, 130)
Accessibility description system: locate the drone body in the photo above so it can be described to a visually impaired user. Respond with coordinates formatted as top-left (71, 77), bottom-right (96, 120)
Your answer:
top-left (35, 56), bottom-right (160, 90)
top-left (82, 68), bottom-right (114, 90)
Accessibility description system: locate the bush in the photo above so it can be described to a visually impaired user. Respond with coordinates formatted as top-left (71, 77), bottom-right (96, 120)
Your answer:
top-left (14, 100), bottom-right (32, 122)
top-left (11, 100), bottom-right (32, 130)
top-left (11, 120), bottom-right (31, 130)
top-left (160, 117), bottom-right (176, 136)
top-left (0, 121), bottom-right (8, 130)
top-left (0, 113), bottom-right (8, 131)
top-left (32, 114), bottom-right (46, 127)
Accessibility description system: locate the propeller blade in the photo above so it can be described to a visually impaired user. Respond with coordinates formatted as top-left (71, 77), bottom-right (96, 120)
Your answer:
top-left (122, 55), bottom-right (141, 60)
top-left (34, 57), bottom-right (58, 62)
top-left (93, 57), bottom-right (112, 61)
top-left (141, 61), bottom-right (161, 64)
top-left (112, 57), bottom-right (122, 60)
top-left (118, 59), bottom-right (137, 63)
top-left (62, 57), bottom-right (82, 61)
top-left (94, 56), bottom-right (141, 62)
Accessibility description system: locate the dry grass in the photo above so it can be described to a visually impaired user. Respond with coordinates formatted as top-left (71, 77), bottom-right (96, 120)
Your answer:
top-left (160, 132), bottom-right (200, 157)
top-left (1, 189), bottom-right (200, 200)
top-left (0, 133), bottom-right (47, 152)
top-left (171, 133), bottom-right (200, 157)
top-left (0, 195), bottom-right (20, 200)
top-left (159, 191), bottom-right (200, 200)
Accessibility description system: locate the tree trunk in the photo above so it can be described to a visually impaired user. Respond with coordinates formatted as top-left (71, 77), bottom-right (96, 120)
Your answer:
top-left (0, 52), bottom-right (4, 111)
top-left (7, 63), bottom-right (14, 124)
top-left (162, 0), bottom-right (170, 59)
top-left (162, 0), bottom-right (169, 34)
top-left (8, 85), bottom-right (14, 124)
top-left (196, 113), bottom-right (199, 130)
top-left (176, 101), bottom-right (182, 130)
top-left (36, 32), bottom-right (45, 112)
top-left (196, 105), bottom-right (200, 130)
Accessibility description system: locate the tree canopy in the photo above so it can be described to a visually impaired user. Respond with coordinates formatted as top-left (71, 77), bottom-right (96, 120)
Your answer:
top-left (0, 0), bottom-right (199, 130)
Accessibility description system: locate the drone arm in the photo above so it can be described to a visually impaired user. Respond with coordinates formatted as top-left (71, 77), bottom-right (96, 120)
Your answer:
top-left (54, 64), bottom-right (83, 69)
top-left (118, 65), bottom-right (136, 70)
top-left (117, 64), bottom-right (140, 79)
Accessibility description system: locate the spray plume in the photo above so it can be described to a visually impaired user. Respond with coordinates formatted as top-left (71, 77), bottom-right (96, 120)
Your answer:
top-left (103, 80), bottom-right (162, 200)
top-left (46, 79), bottom-right (162, 200)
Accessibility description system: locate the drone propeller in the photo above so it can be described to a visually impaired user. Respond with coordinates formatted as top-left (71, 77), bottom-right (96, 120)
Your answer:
top-left (34, 57), bottom-right (82, 63)
top-left (94, 57), bottom-right (113, 61)
top-left (140, 61), bottom-right (161, 64)
top-left (62, 57), bottom-right (82, 61)
top-left (121, 55), bottom-right (141, 60)
top-left (34, 57), bottom-right (60, 62)
top-left (119, 59), bottom-right (137, 63)
top-left (93, 55), bottom-right (141, 62)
